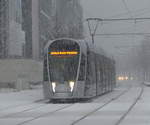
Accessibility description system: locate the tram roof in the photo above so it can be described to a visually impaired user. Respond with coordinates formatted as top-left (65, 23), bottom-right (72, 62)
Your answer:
top-left (44, 38), bottom-right (114, 59)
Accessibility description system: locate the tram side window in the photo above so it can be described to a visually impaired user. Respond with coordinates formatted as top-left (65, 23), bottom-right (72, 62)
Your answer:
top-left (78, 54), bottom-right (86, 81)
top-left (43, 54), bottom-right (48, 81)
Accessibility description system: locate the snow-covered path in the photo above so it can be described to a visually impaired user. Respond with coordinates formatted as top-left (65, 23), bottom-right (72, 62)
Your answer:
top-left (0, 82), bottom-right (149, 125)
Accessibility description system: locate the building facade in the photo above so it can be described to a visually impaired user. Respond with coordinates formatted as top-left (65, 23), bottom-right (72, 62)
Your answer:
top-left (39, 0), bottom-right (54, 59)
top-left (22, 0), bottom-right (53, 59)
top-left (0, 0), bottom-right (9, 58)
top-left (0, 0), bottom-right (83, 59)
top-left (21, 0), bottom-right (83, 59)
top-left (8, 0), bottom-right (25, 57)
top-left (21, 0), bottom-right (32, 58)
top-left (0, 0), bottom-right (25, 58)
top-left (54, 0), bottom-right (83, 39)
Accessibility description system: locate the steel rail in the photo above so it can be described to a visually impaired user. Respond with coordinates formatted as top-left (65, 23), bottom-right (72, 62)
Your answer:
top-left (0, 103), bottom-right (47, 118)
top-left (71, 88), bottom-right (131, 125)
top-left (115, 85), bottom-right (144, 125)
top-left (16, 104), bottom-right (74, 125)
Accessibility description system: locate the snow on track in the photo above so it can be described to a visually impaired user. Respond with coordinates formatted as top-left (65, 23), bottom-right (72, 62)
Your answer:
top-left (0, 103), bottom-right (74, 125)
top-left (8, 86), bottom-right (129, 125)
top-left (119, 86), bottom-right (150, 125)
top-left (75, 86), bottom-right (144, 125)
top-left (0, 81), bottom-right (148, 125)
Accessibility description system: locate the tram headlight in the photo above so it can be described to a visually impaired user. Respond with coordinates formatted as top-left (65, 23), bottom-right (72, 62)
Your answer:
top-left (69, 81), bottom-right (75, 92)
top-left (118, 77), bottom-right (123, 81)
top-left (52, 82), bottom-right (56, 92)
top-left (125, 77), bottom-right (129, 80)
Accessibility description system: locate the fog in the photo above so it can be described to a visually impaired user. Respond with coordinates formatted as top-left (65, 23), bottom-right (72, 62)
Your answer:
top-left (0, 2), bottom-right (150, 125)
top-left (81, 0), bottom-right (150, 53)
top-left (81, 0), bottom-right (150, 78)
top-left (0, 0), bottom-right (150, 89)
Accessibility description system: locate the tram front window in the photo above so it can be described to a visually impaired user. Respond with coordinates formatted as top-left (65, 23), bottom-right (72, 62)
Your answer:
top-left (48, 40), bottom-right (80, 84)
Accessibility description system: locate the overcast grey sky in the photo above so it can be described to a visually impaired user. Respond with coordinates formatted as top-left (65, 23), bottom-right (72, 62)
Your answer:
top-left (81, 0), bottom-right (150, 57)
top-left (81, 0), bottom-right (150, 18)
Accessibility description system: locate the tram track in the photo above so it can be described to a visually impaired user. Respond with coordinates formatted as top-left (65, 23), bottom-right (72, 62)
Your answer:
top-left (0, 83), bottom-right (135, 125)
top-left (71, 84), bottom-right (144, 125)
top-left (71, 88), bottom-right (130, 125)
top-left (114, 85), bottom-right (144, 125)
top-left (2, 87), bottom-right (129, 125)
top-left (0, 99), bottom-right (75, 123)
top-left (15, 103), bottom-right (75, 125)
top-left (0, 99), bottom-right (52, 119)
top-left (0, 103), bottom-right (47, 118)
top-left (12, 85), bottom-right (131, 125)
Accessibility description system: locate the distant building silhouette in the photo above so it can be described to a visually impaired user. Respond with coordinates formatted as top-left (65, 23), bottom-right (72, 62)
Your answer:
top-left (54, 0), bottom-right (84, 39)
top-left (22, 0), bottom-right (53, 59)
top-left (0, 0), bottom-right (9, 58)
top-left (21, 0), bottom-right (83, 60)
top-left (0, 0), bottom-right (25, 58)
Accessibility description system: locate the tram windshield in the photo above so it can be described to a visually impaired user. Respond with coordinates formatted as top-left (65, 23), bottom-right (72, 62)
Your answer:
top-left (48, 40), bottom-right (80, 83)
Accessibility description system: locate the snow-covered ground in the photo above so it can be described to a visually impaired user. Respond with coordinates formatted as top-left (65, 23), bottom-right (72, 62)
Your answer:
top-left (0, 81), bottom-right (149, 125)
top-left (120, 87), bottom-right (150, 125)
top-left (0, 86), bottom-right (43, 111)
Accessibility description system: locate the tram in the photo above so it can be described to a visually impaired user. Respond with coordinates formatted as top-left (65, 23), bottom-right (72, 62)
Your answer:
top-left (43, 38), bottom-right (116, 102)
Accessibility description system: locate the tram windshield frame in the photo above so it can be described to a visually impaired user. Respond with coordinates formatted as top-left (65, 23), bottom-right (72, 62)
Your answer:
top-left (48, 39), bottom-right (80, 83)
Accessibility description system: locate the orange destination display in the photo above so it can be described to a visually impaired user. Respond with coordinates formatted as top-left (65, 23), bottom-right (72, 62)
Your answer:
top-left (50, 51), bottom-right (78, 56)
